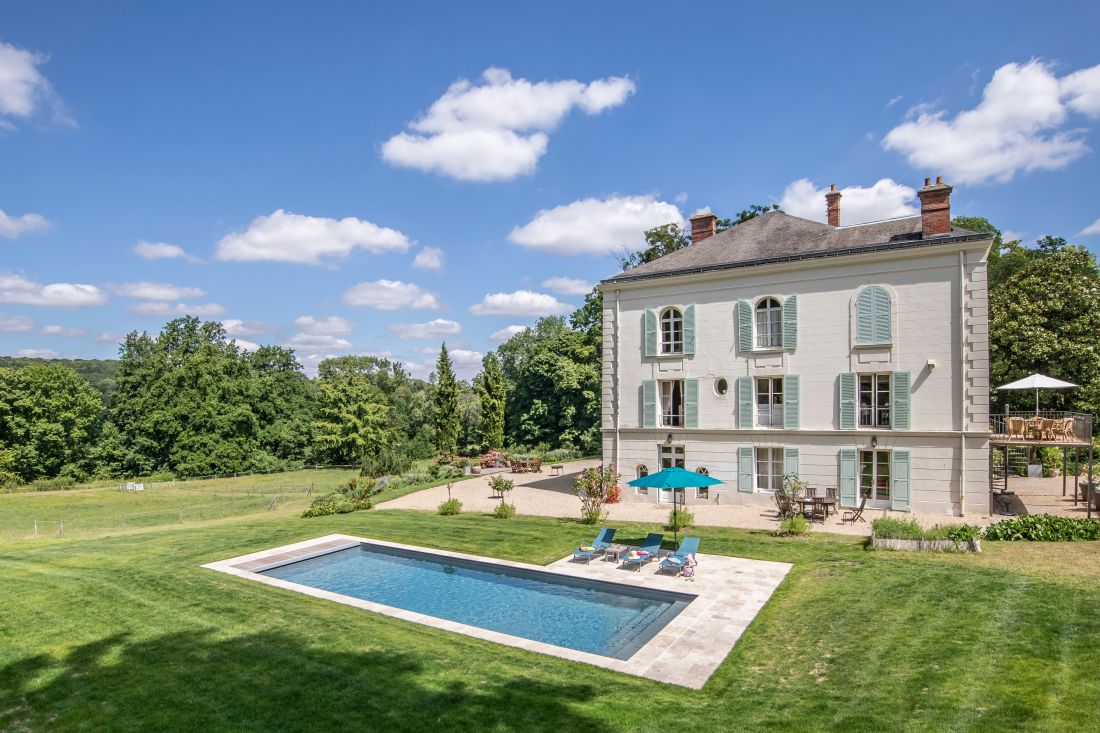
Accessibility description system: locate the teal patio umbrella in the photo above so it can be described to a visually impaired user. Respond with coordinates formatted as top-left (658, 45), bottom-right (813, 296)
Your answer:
top-left (628, 467), bottom-right (723, 543)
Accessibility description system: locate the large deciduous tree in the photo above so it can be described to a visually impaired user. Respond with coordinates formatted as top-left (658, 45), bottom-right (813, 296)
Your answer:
top-left (432, 344), bottom-right (460, 454)
top-left (313, 365), bottom-right (394, 465)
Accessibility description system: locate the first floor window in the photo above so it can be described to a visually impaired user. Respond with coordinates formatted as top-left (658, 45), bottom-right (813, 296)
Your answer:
top-left (660, 380), bottom-right (684, 427)
top-left (660, 444), bottom-right (685, 469)
top-left (756, 447), bottom-right (784, 492)
top-left (756, 377), bottom-right (784, 428)
top-left (860, 450), bottom-right (891, 501)
top-left (859, 373), bottom-right (891, 428)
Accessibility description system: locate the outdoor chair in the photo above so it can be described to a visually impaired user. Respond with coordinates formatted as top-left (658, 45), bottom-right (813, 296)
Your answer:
top-left (1061, 417), bottom-right (1078, 442)
top-left (1006, 417), bottom-right (1026, 440)
top-left (808, 497), bottom-right (827, 523)
top-left (658, 536), bottom-right (700, 575)
top-left (573, 527), bottom-right (616, 562)
top-left (825, 487), bottom-right (837, 499)
top-left (842, 495), bottom-right (868, 524)
top-left (1026, 417), bottom-right (1043, 440)
top-left (621, 533), bottom-right (663, 570)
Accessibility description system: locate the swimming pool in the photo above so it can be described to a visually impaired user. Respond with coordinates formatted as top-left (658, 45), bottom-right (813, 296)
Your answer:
top-left (259, 542), bottom-right (692, 660)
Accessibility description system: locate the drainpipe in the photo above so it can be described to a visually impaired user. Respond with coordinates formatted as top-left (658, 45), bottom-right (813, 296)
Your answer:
top-left (614, 289), bottom-right (621, 473)
top-left (959, 251), bottom-right (967, 516)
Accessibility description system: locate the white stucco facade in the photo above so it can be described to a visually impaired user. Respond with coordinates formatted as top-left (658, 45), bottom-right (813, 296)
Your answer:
top-left (600, 233), bottom-right (992, 516)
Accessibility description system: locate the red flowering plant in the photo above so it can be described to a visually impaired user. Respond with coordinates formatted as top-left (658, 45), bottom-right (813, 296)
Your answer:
top-left (574, 465), bottom-right (622, 524)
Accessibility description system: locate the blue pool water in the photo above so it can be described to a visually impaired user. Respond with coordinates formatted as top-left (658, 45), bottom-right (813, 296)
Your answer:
top-left (260, 543), bottom-right (691, 659)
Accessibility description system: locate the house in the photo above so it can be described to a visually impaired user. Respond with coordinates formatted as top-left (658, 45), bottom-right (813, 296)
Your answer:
top-left (598, 178), bottom-right (993, 516)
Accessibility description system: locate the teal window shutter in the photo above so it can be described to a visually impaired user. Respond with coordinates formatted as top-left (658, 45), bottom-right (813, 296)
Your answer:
top-left (782, 295), bottom-right (798, 348)
top-left (684, 378), bottom-right (699, 428)
top-left (738, 446), bottom-right (754, 492)
top-left (839, 448), bottom-right (858, 508)
top-left (644, 309), bottom-right (657, 357)
top-left (891, 449), bottom-right (911, 510)
top-left (838, 373), bottom-right (857, 430)
top-left (736, 300), bottom-right (751, 352)
top-left (891, 371), bottom-right (911, 430)
top-left (683, 304), bottom-right (696, 355)
top-left (642, 379), bottom-right (657, 428)
top-left (783, 447), bottom-right (799, 478)
top-left (783, 375), bottom-right (800, 429)
top-left (856, 286), bottom-right (892, 345)
top-left (737, 376), bottom-right (753, 429)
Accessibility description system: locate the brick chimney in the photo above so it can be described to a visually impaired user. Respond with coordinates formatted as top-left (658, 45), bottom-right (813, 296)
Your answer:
top-left (825, 184), bottom-right (842, 227)
top-left (689, 210), bottom-right (718, 244)
top-left (917, 176), bottom-right (953, 237)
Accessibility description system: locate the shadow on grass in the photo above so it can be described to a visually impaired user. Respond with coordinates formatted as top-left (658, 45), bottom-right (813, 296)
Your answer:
top-left (0, 629), bottom-right (611, 733)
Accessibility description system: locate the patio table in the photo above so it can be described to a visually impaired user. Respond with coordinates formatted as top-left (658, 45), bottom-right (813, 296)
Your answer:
top-left (603, 543), bottom-right (629, 562)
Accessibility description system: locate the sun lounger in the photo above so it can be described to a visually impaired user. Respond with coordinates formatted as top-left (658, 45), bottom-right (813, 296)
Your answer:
top-left (573, 527), bottom-right (616, 562)
top-left (658, 536), bottom-right (700, 574)
top-left (620, 532), bottom-right (663, 570)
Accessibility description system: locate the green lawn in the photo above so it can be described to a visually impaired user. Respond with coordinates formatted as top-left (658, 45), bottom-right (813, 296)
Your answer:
top-left (1, 507), bottom-right (1097, 732)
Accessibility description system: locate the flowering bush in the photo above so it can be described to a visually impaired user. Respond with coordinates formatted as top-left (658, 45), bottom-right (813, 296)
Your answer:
top-left (574, 466), bottom-right (621, 525)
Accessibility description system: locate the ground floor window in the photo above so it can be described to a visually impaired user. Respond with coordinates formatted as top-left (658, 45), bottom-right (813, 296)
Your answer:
top-left (756, 447), bottom-right (784, 492)
top-left (635, 464), bottom-right (649, 495)
top-left (660, 444), bottom-right (685, 469)
top-left (860, 450), bottom-right (891, 501)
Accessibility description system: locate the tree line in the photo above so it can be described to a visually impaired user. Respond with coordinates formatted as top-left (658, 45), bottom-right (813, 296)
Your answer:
top-left (2, 210), bottom-right (1098, 487)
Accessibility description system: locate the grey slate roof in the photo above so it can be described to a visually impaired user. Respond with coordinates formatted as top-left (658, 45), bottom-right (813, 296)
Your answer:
top-left (603, 211), bottom-right (986, 284)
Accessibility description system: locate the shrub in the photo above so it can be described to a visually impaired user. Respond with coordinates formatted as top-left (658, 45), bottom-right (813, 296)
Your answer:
top-left (30, 475), bottom-right (77, 492)
top-left (782, 473), bottom-right (807, 498)
top-left (983, 514), bottom-right (1100, 541)
top-left (398, 471), bottom-right (433, 486)
top-left (301, 493), bottom-right (371, 518)
top-left (667, 508), bottom-right (695, 530)
top-left (871, 517), bottom-right (925, 540)
top-left (437, 498), bottom-right (463, 516)
top-left (430, 463), bottom-right (464, 480)
top-left (1039, 447), bottom-right (1063, 478)
top-left (776, 515), bottom-right (810, 536)
top-left (544, 448), bottom-right (582, 462)
top-left (488, 474), bottom-right (514, 497)
top-left (492, 502), bottom-right (516, 519)
top-left (574, 465), bottom-right (619, 525)
top-left (362, 445), bottom-right (412, 478)
top-left (605, 483), bottom-right (621, 504)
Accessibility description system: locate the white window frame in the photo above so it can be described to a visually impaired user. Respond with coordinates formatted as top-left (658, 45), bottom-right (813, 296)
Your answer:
top-left (859, 449), bottom-right (891, 502)
top-left (659, 379), bottom-right (685, 427)
top-left (754, 297), bottom-right (782, 349)
top-left (755, 447), bottom-right (784, 492)
top-left (635, 464), bottom-right (649, 495)
top-left (858, 373), bottom-right (891, 428)
top-left (658, 445), bottom-right (686, 504)
top-left (756, 376), bottom-right (784, 428)
top-left (659, 307), bottom-right (684, 355)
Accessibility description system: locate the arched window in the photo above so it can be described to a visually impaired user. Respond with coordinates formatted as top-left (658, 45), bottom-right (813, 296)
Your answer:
top-left (637, 464), bottom-right (649, 478)
top-left (660, 307), bottom-right (683, 354)
top-left (755, 297), bottom-right (782, 348)
top-left (695, 466), bottom-right (709, 475)
top-left (856, 286), bottom-right (892, 344)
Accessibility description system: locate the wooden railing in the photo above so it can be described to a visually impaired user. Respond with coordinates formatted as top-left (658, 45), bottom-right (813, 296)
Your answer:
top-left (990, 411), bottom-right (1093, 445)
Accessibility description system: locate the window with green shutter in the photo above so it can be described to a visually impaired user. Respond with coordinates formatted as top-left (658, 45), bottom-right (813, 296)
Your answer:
top-left (783, 375), bottom-right (800, 429)
top-left (855, 286), bottom-right (892, 345)
top-left (737, 445), bottom-right (754, 492)
top-left (642, 379), bottom-right (657, 428)
top-left (784, 447), bottom-right (800, 478)
top-left (838, 448), bottom-right (858, 507)
top-left (891, 449), bottom-right (911, 510)
top-left (838, 373), bottom-right (857, 429)
top-left (684, 378), bottom-right (699, 428)
top-left (644, 309), bottom-right (657, 357)
top-left (736, 300), bottom-right (752, 352)
top-left (737, 376), bottom-right (753, 429)
top-left (891, 371), bottom-right (911, 430)
top-left (683, 304), bottom-right (696, 355)
top-left (782, 295), bottom-right (798, 348)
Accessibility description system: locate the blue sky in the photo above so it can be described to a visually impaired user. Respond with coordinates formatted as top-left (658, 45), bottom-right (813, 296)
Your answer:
top-left (2, 0), bottom-right (1098, 378)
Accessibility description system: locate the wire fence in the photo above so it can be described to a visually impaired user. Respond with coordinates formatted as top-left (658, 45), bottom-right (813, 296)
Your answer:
top-left (4, 492), bottom-right (311, 540)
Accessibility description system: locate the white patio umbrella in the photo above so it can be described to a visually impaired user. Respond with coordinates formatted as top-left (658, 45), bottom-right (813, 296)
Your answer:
top-left (995, 373), bottom-right (1078, 414)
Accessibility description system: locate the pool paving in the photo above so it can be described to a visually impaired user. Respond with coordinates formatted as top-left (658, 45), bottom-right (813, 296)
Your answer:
top-left (203, 534), bottom-right (792, 689)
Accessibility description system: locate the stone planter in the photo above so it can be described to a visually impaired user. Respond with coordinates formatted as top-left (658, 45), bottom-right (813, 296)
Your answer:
top-left (871, 535), bottom-right (981, 553)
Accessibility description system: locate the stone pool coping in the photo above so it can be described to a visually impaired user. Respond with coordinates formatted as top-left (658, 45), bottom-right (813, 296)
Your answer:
top-left (202, 534), bottom-right (792, 689)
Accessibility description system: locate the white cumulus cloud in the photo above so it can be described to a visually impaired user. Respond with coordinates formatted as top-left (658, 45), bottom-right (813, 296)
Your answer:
top-left (129, 301), bottom-right (225, 317)
top-left (216, 210), bottom-right (410, 265)
top-left (41, 324), bottom-right (85, 337)
top-left (781, 178), bottom-right (918, 225)
top-left (0, 209), bottom-right (50, 238)
top-left (509, 195), bottom-right (684, 256)
top-left (0, 313), bottom-right (33, 332)
top-left (381, 67), bottom-right (635, 182)
top-left (93, 331), bottom-right (124, 344)
top-left (15, 348), bottom-right (58, 358)
top-left (389, 318), bottom-right (461, 340)
top-left (0, 274), bottom-right (106, 308)
top-left (132, 240), bottom-right (202, 263)
top-left (470, 290), bottom-right (572, 317)
top-left (0, 41), bottom-right (72, 128)
top-left (490, 324), bottom-right (528, 341)
top-left (412, 246), bottom-right (445, 271)
top-left (343, 279), bottom-right (439, 310)
top-left (448, 348), bottom-right (484, 381)
top-left (541, 276), bottom-right (594, 296)
top-left (222, 319), bottom-right (275, 338)
top-left (1079, 217), bottom-right (1100, 237)
top-left (284, 333), bottom-right (352, 352)
top-left (114, 281), bottom-right (205, 301)
top-left (883, 60), bottom-right (1100, 184)
top-left (293, 315), bottom-right (353, 336)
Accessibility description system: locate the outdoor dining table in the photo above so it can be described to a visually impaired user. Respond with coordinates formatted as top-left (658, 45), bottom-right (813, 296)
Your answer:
top-left (796, 496), bottom-right (837, 519)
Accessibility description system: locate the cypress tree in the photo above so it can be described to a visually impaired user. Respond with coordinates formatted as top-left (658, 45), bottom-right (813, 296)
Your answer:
top-left (432, 343), bottom-right (460, 454)
top-left (476, 352), bottom-right (506, 451)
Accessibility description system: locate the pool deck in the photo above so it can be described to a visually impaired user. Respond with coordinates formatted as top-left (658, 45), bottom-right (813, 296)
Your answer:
top-left (203, 534), bottom-right (791, 689)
